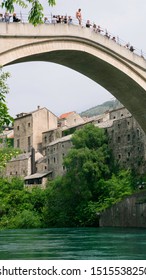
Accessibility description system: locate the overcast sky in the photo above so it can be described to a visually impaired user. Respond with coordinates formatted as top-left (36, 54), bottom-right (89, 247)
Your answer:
top-left (1, 0), bottom-right (146, 118)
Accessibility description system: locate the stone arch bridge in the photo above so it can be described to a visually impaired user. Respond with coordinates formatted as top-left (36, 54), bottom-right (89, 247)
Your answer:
top-left (0, 23), bottom-right (146, 131)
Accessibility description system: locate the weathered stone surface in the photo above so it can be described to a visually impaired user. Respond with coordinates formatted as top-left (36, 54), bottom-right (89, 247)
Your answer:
top-left (99, 191), bottom-right (146, 228)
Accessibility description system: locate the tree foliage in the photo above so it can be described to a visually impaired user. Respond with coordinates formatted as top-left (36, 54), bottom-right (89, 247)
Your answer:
top-left (0, 124), bottom-right (136, 229)
top-left (0, 177), bottom-right (47, 229)
top-left (0, 147), bottom-right (21, 173)
top-left (0, 68), bottom-right (13, 129)
top-left (1, 0), bottom-right (56, 25)
top-left (43, 124), bottom-right (135, 227)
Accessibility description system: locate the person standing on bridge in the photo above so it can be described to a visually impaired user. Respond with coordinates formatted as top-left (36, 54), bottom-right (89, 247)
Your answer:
top-left (76, 8), bottom-right (82, 25)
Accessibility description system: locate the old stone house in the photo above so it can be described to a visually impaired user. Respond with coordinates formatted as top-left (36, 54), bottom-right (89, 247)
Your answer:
top-left (4, 105), bottom-right (146, 184)
top-left (46, 135), bottom-right (72, 178)
top-left (0, 127), bottom-right (14, 148)
top-left (58, 111), bottom-right (84, 128)
top-left (5, 150), bottom-right (43, 177)
top-left (14, 106), bottom-right (58, 153)
top-left (107, 107), bottom-right (146, 173)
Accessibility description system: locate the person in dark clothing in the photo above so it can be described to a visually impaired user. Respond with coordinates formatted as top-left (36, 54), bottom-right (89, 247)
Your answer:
top-left (130, 46), bottom-right (135, 52)
top-left (13, 13), bottom-right (21, 22)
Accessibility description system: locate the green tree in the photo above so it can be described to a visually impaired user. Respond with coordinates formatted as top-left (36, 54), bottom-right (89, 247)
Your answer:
top-left (43, 124), bottom-right (113, 227)
top-left (64, 124), bottom-right (111, 199)
top-left (2, 0), bottom-right (56, 25)
top-left (0, 68), bottom-right (13, 129)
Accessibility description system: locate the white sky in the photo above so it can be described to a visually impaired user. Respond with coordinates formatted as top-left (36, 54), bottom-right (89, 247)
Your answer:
top-left (1, 0), bottom-right (146, 118)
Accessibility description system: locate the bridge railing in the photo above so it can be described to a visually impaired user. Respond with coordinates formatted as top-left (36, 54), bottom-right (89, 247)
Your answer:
top-left (1, 12), bottom-right (146, 60)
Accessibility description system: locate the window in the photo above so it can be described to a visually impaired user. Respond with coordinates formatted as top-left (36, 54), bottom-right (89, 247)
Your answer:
top-left (28, 123), bottom-right (30, 127)
top-left (28, 136), bottom-right (31, 152)
top-left (118, 136), bottom-right (121, 143)
top-left (54, 157), bottom-right (56, 163)
top-left (137, 128), bottom-right (140, 138)
top-left (127, 134), bottom-right (130, 141)
top-left (28, 137), bottom-right (30, 145)
top-left (17, 126), bottom-right (19, 131)
top-left (44, 136), bottom-right (47, 143)
top-left (17, 139), bottom-right (20, 148)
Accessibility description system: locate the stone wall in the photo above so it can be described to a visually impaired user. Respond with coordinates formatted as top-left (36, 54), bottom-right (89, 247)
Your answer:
top-left (99, 191), bottom-right (146, 228)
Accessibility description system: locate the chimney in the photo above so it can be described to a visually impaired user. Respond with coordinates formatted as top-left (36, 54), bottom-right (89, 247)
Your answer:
top-left (31, 147), bottom-right (36, 174)
top-left (37, 105), bottom-right (40, 110)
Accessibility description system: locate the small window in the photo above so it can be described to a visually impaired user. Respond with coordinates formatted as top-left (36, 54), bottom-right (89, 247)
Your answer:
top-left (28, 136), bottom-right (31, 146)
top-left (28, 123), bottom-right (30, 127)
top-left (137, 128), bottom-right (140, 137)
top-left (54, 157), bottom-right (56, 163)
top-left (127, 134), bottom-right (130, 141)
top-left (17, 139), bottom-right (20, 148)
top-left (118, 136), bottom-right (121, 143)
top-left (17, 126), bottom-right (19, 131)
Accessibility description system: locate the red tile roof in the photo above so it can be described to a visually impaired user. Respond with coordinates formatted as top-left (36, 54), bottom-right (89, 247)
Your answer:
top-left (59, 111), bottom-right (74, 119)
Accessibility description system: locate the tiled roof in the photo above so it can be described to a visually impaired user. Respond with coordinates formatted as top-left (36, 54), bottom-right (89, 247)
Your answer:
top-left (48, 135), bottom-right (72, 146)
top-left (59, 111), bottom-right (74, 119)
top-left (24, 171), bottom-right (52, 180)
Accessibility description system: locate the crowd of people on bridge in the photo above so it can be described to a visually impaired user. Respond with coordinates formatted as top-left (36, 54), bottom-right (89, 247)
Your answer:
top-left (0, 12), bottom-right (21, 22)
top-left (0, 8), bottom-right (144, 57)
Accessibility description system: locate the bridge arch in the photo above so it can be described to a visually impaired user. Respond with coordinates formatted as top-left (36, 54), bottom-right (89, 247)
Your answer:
top-left (1, 23), bottom-right (146, 131)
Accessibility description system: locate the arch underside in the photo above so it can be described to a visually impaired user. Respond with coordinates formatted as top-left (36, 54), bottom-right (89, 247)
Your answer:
top-left (7, 49), bottom-right (146, 132)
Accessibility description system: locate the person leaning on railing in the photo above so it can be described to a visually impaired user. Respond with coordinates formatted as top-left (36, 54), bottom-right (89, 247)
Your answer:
top-left (13, 13), bottom-right (21, 22)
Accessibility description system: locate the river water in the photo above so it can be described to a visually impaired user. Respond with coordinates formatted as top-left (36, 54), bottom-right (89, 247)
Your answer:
top-left (0, 227), bottom-right (146, 260)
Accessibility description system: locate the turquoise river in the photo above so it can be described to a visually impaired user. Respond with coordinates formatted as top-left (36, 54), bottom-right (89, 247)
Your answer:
top-left (0, 227), bottom-right (146, 260)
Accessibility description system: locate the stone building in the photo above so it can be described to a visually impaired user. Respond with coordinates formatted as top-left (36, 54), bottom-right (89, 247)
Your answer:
top-left (46, 135), bottom-right (72, 178)
top-left (42, 127), bottom-right (62, 156)
top-left (4, 105), bottom-right (146, 183)
top-left (0, 127), bottom-right (14, 148)
top-left (14, 106), bottom-right (58, 153)
top-left (58, 111), bottom-right (84, 128)
top-left (107, 107), bottom-right (146, 173)
top-left (5, 151), bottom-right (43, 177)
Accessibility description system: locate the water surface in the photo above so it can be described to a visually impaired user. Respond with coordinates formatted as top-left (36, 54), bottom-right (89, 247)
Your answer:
top-left (0, 227), bottom-right (146, 260)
